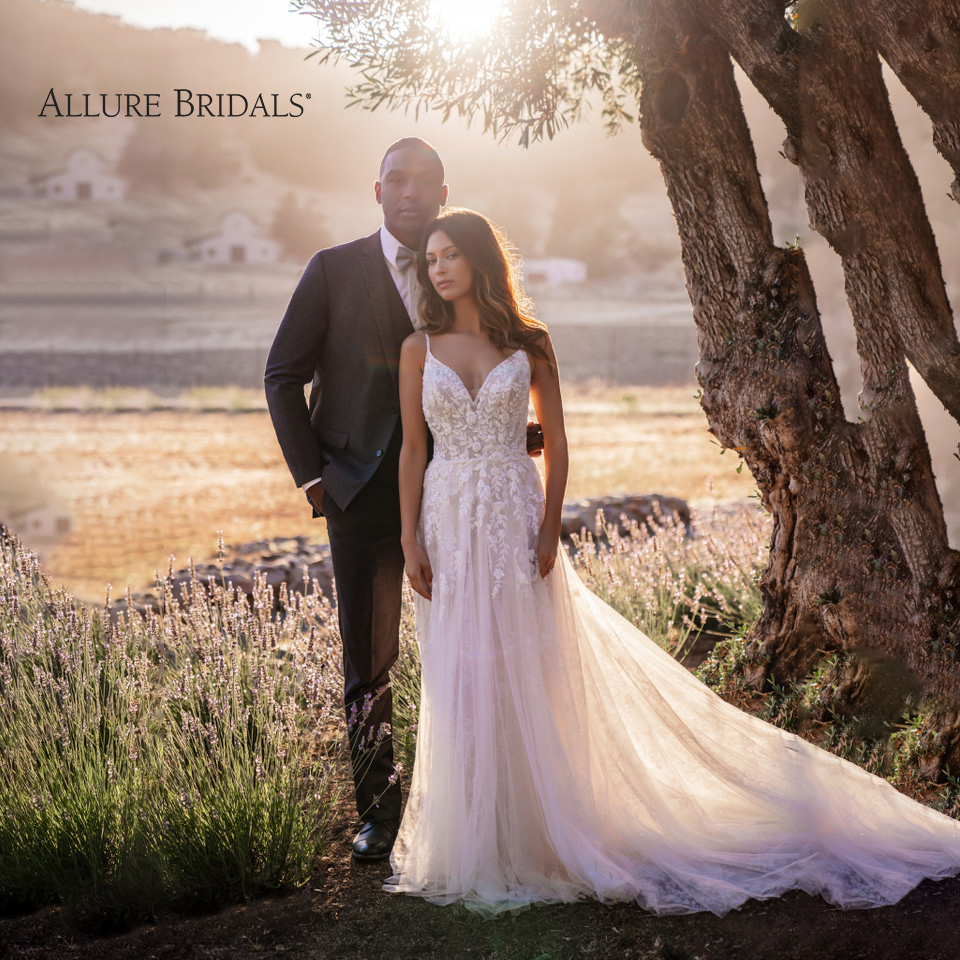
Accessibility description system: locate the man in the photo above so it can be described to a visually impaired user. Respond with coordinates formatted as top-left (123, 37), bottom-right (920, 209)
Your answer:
top-left (265, 137), bottom-right (447, 862)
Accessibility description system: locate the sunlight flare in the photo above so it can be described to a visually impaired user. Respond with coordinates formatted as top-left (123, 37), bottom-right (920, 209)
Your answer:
top-left (428, 0), bottom-right (504, 40)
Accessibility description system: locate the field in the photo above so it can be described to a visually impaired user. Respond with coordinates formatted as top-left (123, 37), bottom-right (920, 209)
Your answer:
top-left (0, 383), bottom-right (759, 604)
top-left (7, 385), bottom-right (960, 960)
top-left (3, 409), bottom-right (960, 959)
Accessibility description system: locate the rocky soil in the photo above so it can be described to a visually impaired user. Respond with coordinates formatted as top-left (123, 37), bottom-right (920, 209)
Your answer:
top-left (114, 494), bottom-right (694, 619)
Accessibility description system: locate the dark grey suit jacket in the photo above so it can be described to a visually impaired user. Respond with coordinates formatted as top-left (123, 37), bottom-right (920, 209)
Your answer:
top-left (264, 230), bottom-right (414, 513)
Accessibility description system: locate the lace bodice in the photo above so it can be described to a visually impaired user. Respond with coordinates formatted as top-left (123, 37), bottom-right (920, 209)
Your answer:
top-left (419, 336), bottom-right (542, 597)
top-left (422, 337), bottom-right (530, 462)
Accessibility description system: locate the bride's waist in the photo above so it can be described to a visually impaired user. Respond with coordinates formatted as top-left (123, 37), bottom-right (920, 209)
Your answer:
top-left (429, 449), bottom-right (530, 465)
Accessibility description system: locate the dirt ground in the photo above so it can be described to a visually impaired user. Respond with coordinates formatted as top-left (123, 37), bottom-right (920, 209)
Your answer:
top-left (3, 795), bottom-right (960, 960)
top-left (0, 384), bottom-right (758, 603)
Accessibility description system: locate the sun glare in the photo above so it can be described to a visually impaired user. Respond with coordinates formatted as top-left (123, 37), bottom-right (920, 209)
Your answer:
top-left (428, 0), bottom-right (504, 40)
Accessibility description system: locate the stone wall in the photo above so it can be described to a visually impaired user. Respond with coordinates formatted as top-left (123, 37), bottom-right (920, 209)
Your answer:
top-left (117, 494), bottom-right (692, 619)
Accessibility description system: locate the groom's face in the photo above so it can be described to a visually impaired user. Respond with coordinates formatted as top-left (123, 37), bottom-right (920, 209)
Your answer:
top-left (375, 146), bottom-right (448, 250)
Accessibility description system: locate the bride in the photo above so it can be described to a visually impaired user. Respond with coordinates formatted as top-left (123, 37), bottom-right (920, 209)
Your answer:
top-left (385, 207), bottom-right (960, 916)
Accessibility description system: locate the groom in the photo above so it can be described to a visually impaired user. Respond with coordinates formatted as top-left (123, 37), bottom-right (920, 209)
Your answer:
top-left (265, 138), bottom-right (448, 862)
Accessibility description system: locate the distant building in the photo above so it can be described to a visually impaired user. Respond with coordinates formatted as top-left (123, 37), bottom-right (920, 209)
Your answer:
top-left (32, 147), bottom-right (127, 201)
top-left (522, 258), bottom-right (588, 287)
top-left (5, 504), bottom-right (72, 540)
top-left (184, 212), bottom-right (280, 265)
top-left (0, 495), bottom-right (72, 558)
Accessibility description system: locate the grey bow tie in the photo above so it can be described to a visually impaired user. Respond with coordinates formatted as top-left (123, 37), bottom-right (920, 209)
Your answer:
top-left (395, 246), bottom-right (416, 271)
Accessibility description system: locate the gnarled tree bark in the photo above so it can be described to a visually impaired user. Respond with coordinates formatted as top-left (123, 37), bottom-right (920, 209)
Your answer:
top-left (630, 0), bottom-right (960, 772)
top-left (852, 0), bottom-right (960, 201)
top-left (687, 0), bottom-right (960, 429)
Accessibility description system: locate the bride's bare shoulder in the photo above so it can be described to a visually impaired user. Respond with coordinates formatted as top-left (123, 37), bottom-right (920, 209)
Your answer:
top-left (401, 330), bottom-right (428, 354)
top-left (400, 330), bottom-right (427, 364)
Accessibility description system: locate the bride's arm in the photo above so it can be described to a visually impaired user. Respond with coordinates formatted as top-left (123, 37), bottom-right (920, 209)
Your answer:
top-left (398, 331), bottom-right (433, 600)
top-left (529, 333), bottom-right (568, 578)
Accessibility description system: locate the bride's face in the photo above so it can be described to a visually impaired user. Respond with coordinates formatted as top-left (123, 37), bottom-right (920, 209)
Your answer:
top-left (425, 230), bottom-right (474, 302)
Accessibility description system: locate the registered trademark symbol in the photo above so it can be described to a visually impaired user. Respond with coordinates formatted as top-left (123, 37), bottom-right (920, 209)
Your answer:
top-left (305, 93), bottom-right (311, 99)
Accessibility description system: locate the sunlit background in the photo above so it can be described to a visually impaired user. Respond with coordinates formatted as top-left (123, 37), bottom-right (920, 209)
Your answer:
top-left (2, 0), bottom-right (958, 602)
top-left (43, 0), bottom-right (319, 51)
top-left (429, 0), bottom-right (504, 39)
top-left (48, 0), bottom-right (509, 49)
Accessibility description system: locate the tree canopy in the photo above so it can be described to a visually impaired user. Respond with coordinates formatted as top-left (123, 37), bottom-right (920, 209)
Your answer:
top-left (296, 0), bottom-right (640, 144)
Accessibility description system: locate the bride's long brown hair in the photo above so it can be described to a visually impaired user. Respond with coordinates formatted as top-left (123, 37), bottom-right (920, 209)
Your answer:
top-left (416, 208), bottom-right (550, 363)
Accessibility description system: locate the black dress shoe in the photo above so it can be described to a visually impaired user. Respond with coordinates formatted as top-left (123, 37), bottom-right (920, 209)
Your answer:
top-left (351, 819), bottom-right (399, 863)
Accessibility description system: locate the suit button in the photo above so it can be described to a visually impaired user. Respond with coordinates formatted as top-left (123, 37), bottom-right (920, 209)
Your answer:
top-left (376, 449), bottom-right (383, 457)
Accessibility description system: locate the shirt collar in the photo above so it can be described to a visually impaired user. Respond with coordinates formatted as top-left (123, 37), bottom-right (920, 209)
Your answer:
top-left (379, 225), bottom-right (414, 269)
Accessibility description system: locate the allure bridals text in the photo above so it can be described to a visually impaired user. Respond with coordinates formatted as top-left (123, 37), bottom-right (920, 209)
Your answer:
top-left (38, 89), bottom-right (310, 118)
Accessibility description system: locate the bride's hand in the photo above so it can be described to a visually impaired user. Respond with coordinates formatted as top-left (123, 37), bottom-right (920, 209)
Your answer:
top-left (536, 527), bottom-right (559, 578)
top-left (403, 541), bottom-right (433, 600)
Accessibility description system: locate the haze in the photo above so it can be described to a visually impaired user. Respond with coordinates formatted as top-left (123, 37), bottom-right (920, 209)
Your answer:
top-left (46, 0), bottom-right (318, 51)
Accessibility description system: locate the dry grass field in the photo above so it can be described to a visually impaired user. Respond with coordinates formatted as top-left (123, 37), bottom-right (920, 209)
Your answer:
top-left (0, 383), bottom-right (759, 604)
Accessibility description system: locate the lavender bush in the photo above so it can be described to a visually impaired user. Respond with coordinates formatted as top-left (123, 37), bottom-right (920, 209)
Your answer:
top-left (2, 496), bottom-right (954, 932)
top-left (571, 504), bottom-right (769, 659)
top-left (0, 530), bottom-right (347, 929)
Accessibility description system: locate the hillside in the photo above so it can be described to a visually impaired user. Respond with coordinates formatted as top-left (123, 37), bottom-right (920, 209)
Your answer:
top-left (0, 0), bottom-right (957, 534)
top-left (3, 1), bottom-right (958, 290)
top-left (0, 0), bottom-right (680, 285)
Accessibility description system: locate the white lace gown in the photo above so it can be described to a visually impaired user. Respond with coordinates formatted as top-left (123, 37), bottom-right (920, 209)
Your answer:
top-left (383, 337), bottom-right (960, 916)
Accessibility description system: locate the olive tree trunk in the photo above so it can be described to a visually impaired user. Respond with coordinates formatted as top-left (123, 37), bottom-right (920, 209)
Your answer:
top-left (630, 0), bottom-right (960, 772)
top-left (852, 0), bottom-right (960, 202)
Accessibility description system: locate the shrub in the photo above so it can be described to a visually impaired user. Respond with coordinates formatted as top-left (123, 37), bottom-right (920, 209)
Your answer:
top-left (0, 529), bottom-right (346, 927)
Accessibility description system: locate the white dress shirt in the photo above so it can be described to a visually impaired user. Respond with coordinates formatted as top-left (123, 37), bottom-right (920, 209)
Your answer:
top-left (379, 224), bottom-right (423, 328)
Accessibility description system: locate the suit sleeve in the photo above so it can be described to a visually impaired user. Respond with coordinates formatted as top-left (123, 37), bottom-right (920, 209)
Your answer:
top-left (264, 251), bottom-right (329, 488)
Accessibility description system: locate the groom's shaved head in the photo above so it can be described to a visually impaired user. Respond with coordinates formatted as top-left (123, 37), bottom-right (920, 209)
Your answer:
top-left (379, 137), bottom-right (444, 180)
top-left (376, 137), bottom-right (448, 249)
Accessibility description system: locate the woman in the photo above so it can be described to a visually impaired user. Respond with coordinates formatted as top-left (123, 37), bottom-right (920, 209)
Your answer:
top-left (385, 208), bottom-right (960, 917)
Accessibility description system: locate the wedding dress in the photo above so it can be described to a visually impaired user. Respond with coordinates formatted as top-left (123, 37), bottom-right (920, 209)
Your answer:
top-left (383, 335), bottom-right (960, 916)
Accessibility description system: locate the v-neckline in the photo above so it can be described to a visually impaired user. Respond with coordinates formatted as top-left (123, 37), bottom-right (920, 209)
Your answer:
top-left (426, 338), bottom-right (521, 405)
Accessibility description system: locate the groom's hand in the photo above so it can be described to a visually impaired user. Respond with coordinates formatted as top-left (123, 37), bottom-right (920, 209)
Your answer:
top-left (305, 480), bottom-right (325, 515)
top-left (526, 421), bottom-right (544, 458)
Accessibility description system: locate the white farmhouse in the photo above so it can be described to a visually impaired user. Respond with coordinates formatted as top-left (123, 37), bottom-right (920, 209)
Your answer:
top-left (5, 503), bottom-right (72, 540)
top-left (521, 257), bottom-right (588, 286)
top-left (0, 497), bottom-right (72, 558)
top-left (32, 147), bottom-right (127, 201)
top-left (184, 212), bottom-right (280, 265)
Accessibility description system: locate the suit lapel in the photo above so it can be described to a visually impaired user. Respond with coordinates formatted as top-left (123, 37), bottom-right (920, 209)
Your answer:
top-left (360, 231), bottom-right (414, 388)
